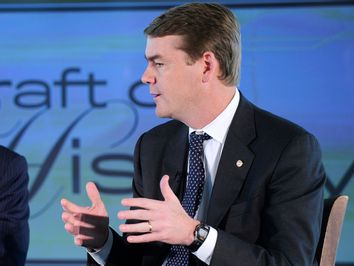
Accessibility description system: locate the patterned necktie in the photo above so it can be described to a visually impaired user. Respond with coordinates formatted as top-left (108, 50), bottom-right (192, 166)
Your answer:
top-left (166, 131), bottom-right (211, 266)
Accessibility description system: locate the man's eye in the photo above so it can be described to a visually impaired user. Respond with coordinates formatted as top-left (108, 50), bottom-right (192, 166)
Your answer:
top-left (155, 62), bottom-right (164, 67)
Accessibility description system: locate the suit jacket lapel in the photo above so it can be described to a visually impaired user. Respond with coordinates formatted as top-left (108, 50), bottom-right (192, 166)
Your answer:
top-left (161, 123), bottom-right (189, 201)
top-left (206, 95), bottom-right (256, 227)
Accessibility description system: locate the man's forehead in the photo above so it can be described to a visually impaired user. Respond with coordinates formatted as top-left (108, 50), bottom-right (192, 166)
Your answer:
top-left (145, 35), bottom-right (184, 56)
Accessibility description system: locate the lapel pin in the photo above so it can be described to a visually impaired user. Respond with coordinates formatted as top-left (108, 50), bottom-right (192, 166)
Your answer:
top-left (236, 160), bottom-right (243, 168)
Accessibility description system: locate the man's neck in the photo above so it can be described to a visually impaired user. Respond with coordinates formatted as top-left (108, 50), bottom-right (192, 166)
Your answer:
top-left (182, 86), bottom-right (236, 129)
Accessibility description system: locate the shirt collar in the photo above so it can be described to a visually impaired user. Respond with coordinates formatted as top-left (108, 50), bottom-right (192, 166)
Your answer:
top-left (189, 88), bottom-right (240, 144)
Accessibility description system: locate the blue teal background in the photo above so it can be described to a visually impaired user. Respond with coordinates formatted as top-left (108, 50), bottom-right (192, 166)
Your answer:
top-left (0, 1), bottom-right (353, 264)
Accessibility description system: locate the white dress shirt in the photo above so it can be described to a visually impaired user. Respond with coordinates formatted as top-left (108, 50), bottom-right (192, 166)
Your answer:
top-left (90, 88), bottom-right (240, 265)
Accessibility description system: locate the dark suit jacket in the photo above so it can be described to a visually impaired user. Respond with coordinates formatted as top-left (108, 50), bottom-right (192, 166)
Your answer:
top-left (0, 146), bottom-right (30, 266)
top-left (88, 95), bottom-right (326, 266)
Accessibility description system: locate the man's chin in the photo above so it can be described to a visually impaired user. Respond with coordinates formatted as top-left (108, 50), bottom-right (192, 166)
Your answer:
top-left (155, 109), bottom-right (171, 119)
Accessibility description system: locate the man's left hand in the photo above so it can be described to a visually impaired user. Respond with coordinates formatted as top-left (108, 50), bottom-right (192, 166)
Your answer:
top-left (118, 175), bottom-right (199, 245)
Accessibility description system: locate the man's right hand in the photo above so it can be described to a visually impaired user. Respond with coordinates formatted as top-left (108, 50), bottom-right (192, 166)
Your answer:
top-left (61, 182), bottom-right (109, 250)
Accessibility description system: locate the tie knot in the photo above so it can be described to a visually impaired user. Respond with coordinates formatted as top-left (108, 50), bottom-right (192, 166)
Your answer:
top-left (189, 132), bottom-right (211, 148)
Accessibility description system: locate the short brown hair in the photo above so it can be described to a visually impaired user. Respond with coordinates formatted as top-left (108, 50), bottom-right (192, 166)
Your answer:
top-left (144, 3), bottom-right (241, 86)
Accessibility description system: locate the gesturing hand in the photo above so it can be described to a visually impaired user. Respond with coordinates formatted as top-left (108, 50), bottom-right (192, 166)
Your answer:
top-left (61, 182), bottom-right (109, 249)
top-left (118, 175), bottom-right (199, 246)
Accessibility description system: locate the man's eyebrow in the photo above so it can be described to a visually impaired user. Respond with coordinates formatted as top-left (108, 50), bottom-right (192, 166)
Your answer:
top-left (144, 54), bottom-right (162, 62)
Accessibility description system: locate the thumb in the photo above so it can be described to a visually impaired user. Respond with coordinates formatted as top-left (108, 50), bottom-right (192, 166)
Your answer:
top-left (160, 175), bottom-right (178, 202)
top-left (86, 181), bottom-right (103, 207)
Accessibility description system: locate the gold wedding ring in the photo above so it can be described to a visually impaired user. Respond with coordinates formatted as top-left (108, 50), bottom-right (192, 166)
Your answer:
top-left (147, 221), bottom-right (152, 233)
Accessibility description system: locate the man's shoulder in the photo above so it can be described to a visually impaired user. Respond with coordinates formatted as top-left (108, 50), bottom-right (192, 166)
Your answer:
top-left (135, 120), bottom-right (188, 151)
top-left (0, 145), bottom-right (22, 159)
top-left (0, 145), bottom-right (27, 175)
top-left (252, 104), bottom-right (310, 139)
top-left (235, 94), bottom-right (314, 145)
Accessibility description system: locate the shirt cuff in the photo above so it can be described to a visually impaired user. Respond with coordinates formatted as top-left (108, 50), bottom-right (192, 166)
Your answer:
top-left (192, 226), bottom-right (217, 265)
top-left (87, 228), bottom-right (113, 265)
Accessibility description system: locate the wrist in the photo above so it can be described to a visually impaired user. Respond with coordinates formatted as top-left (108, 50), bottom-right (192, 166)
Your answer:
top-left (89, 226), bottom-right (109, 250)
top-left (187, 222), bottom-right (210, 252)
top-left (186, 220), bottom-right (200, 246)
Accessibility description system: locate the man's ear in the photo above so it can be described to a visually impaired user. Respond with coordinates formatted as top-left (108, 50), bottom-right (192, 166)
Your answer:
top-left (201, 51), bottom-right (218, 83)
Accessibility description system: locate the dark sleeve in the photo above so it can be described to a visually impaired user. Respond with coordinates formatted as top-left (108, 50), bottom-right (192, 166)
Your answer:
top-left (211, 133), bottom-right (326, 266)
top-left (0, 154), bottom-right (30, 266)
top-left (87, 228), bottom-right (143, 266)
top-left (88, 134), bottom-right (153, 266)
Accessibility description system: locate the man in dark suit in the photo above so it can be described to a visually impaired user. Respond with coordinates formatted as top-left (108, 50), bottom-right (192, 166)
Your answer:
top-left (0, 145), bottom-right (30, 266)
top-left (61, 3), bottom-right (326, 265)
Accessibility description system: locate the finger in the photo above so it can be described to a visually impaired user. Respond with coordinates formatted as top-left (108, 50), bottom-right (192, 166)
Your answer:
top-left (119, 222), bottom-right (152, 233)
top-left (80, 213), bottom-right (109, 227)
top-left (61, 198), bottom-right (88, 214)
top-left (86, 182), bottom-right (103, 207)
top-left (126, 232), bottom-right (160, 243)
top-left (121, 197), bottom-right (161, 210)
top-left (75, 234), bottom-right (94, 241)
top-left (118, 209), bottom-right (150, 220)
top-left (74, 236), bottom-right (83, 246)
top-left (160, 175), bottom-right (178, 202)
top-left (62, 211), bottom-right (73, 223)
top-left (75, 235), bottom-right (98, 248)
top-left (62, 212), bottom-right (81, 224)
top-left (64, 222), bottom-right (79, 235)
top-left (63, 212), bottom-right (97, 230)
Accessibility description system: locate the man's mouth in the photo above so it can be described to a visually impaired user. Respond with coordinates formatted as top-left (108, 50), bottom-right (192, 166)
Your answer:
top-left (151, 93), bottom-right (161, 98)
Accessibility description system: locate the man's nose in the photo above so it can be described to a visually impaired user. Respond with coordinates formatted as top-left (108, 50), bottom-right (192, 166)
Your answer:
top-left (141, 67), bottom-right (156, 84)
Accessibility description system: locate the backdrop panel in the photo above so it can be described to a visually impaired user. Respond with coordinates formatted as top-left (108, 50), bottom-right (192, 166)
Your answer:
top-left (0, 2), bottom-right (353, 263)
